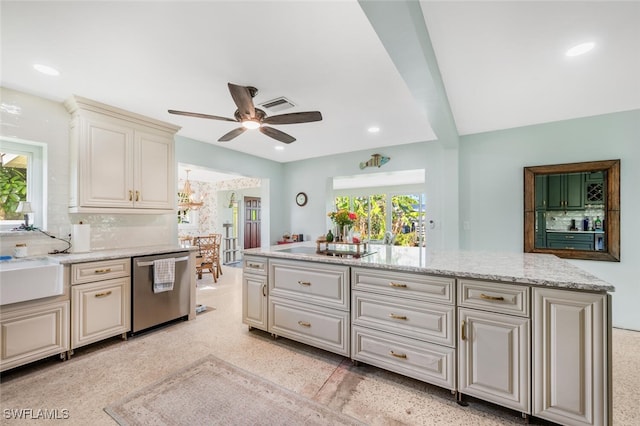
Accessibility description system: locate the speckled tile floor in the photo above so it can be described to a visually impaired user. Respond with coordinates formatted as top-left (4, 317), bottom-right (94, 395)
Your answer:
top-left (1, 267), bottom-right (638, 425)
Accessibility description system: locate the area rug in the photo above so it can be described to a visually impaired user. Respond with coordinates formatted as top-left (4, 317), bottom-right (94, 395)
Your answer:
top-left (104, 355), bottom-right (365, 426)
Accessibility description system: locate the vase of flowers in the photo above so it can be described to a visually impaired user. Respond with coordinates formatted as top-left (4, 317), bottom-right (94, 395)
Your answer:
top-left (328, 209), bottom-right (357, 242)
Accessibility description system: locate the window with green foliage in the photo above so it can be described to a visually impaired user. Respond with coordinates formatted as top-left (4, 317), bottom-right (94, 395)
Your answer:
top-left (0, 154), bottom-right (28, 221)
top-left (333, 192), bottom-right (425, 246)
top-left (1, 138), bottom-right (46, 230)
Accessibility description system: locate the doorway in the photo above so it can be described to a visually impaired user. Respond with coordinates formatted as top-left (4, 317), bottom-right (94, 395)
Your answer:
top-left (244, 196), bottom-right (261, 249)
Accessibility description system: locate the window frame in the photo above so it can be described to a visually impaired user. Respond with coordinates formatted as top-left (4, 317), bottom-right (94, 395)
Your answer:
top-left (0, 137), bottom-right (47, 231)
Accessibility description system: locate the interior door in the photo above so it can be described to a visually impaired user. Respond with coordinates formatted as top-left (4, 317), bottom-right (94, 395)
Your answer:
top-left (244, 197), bottom-right (261, 249)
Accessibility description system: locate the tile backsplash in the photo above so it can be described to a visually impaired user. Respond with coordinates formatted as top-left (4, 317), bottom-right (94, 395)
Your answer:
top-left (545, 208), bottom-right (605, 231)
top-left (1, 214), bottom-right (176, 257)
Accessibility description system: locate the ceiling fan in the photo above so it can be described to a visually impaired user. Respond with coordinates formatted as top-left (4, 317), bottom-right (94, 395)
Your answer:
top-left (168, 83), bottom-right (323, 144)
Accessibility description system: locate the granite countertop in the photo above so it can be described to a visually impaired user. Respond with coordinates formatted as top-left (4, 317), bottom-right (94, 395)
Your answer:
top-left (244, 242), bottom-right (614, 292)
top-left (47, 245), bottom-right (197, 265)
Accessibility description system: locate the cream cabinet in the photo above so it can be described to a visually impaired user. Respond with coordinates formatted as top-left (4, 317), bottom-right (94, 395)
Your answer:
top-left (533, 287), bottom-right (609, 426)
top-left (268, 259), bottom-right (350, 356)
top-left (70, 258), bottom-right (131, 352)
top-left (242, 256), bottom-right (268, 332)
top-left (242, 254), bottom-right (611, 424)
top-left (351, 268), bottom-right (456, 390)
top-left (0, 300), bottom-right (69, 372)
top-left (65, 96), bottom-right (180, 213)
top-left (457, 279), bottom-right (531, 414)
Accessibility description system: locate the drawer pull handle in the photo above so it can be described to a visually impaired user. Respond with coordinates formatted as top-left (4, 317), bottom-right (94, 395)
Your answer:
top-left (389, 282), bottom-right (407, 288)
top-left (389, 351), bottom-right (407, 359)
top-left (94, 268), bottom-right (112, 274)
top-left (389, 313), bottom-right (407, 320)
top-left (298, 280), bottom-right (311, 286)
top-left (565, 235), bottom-right (574, 239)
top-left (95, 291), bottom-right (112, 298)
top-left (297, 321), bottom-right (311, 328)
top-left (248, 263), bottom-right (262, 269)
top-left (461, 320), bottom-right (466, 341)
top-left (480, 293), bottom-right (504, 301)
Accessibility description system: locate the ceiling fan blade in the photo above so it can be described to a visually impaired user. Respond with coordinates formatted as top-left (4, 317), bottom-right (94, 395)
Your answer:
top-left (262, 111), bottom-right (323, 125)
top-left (168, 110), bottom-right (237, 122)
top-left (218, 127), bottom-right (247, 142)
top-left (228, 83), bottom-right (255, 120)
top-left (259, 126), bottom-right (296, 144)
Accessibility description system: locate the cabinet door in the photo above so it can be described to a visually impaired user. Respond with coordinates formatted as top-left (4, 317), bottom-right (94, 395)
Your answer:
top-left (71, 277), bottom-right (131, 349)
top-left (458, 308), bottom-right (530, 413)
top-left (133, 130), bottom-right (175, 209)
top-left (565, 173), bottom-right (585, 209)
top-left (533, 288), bottom-right (608, 426)
top-left (242, 273), bottom-right (268, 331)
top-left (547, 173), bottom-right (584, 210)
top-left (0, 301), bottom-right (69, 372)
top-left (547, 174), bottom-right (564, 210)
top-left (535, 175), bottom-right (547, 210)
top-left (80, 115), bottom-right (134, 208)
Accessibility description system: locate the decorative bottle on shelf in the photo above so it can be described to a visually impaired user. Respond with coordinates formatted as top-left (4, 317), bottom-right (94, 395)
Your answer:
top-left (326, 229), bottom-right (334, 242)
top-left (595, 216), bottom-right (602, 230)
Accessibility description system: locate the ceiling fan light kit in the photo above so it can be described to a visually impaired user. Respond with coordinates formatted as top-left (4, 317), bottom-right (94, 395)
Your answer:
top-left (169, 83), bottom-right (322, 144)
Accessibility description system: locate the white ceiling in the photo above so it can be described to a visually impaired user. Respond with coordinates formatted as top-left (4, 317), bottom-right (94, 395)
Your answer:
top-left (2, 1), bottom-right (639, 168)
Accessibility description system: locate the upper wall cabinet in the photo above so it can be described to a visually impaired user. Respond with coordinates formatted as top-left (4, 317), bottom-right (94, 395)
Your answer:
top-left (64, 96), bottom-right (180, 213)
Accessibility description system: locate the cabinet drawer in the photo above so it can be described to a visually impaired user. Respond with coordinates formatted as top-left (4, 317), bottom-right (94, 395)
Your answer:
top-left (458, 280), bottom-right (529, 317)
top-left (71, 258), bottom-right (130, 284)
top-left (352, 325), bottom-right (455, 390)
top-left (269, 296), bottom-right (349, 356)
top-left (352, 291), bottom-right (455, 347)
top-left (270, 260), bottom-right (349, 311)
top-left (243, 256), bottom-right (267, 276)
top-left (352, 268), bottom-right (454, 305)
top-left (546, 232), bottom-right (594, 243)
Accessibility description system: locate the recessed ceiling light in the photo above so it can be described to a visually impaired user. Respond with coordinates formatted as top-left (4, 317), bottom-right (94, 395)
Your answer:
top-left (33, 63), bottom-right (60, 76)
top-left (566, 42), bottom-right (595, 57)
top-left (275, 146), bottom-right (284, 151)
top-left (368, 126), bottom-right (380, 133)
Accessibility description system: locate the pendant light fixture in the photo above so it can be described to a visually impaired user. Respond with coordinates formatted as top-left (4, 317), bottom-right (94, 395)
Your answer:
top-left (178, 169), bottom-right (204, 210)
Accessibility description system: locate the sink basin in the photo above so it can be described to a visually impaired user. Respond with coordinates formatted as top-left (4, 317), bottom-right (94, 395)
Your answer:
top-left (0, 257), bottom-right (63, 305)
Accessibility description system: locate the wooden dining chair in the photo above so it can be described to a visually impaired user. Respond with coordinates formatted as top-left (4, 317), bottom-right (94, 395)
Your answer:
top-left (194, 234), bottom-right (223, 282)
top-left (213, 233), bottom-right (223, 279)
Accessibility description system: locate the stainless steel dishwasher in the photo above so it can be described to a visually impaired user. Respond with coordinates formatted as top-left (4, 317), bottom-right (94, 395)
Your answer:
top-left (131, 251), bottom-right (190, 334)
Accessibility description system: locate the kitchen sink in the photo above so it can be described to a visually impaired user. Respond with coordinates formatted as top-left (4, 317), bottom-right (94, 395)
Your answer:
top-left (278, 246), bottom-right (376, 258)
top-left (0, 257), bottom-right (64, 305)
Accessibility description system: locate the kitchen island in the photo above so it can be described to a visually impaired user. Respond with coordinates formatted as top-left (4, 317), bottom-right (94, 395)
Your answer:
top-left (243, 242), bottom-right (613, 426)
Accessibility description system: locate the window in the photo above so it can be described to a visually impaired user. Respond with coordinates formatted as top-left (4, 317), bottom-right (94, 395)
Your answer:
top-left (333, 193), bottom-right (425, 246)
top-left (0, 137), bottom-right (47, 230)
top-left (332, 170), bottom-right (427, 247)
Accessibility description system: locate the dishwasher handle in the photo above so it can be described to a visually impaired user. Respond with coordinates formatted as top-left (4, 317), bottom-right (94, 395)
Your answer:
top-left (136, 256), bottom-right (189, 267)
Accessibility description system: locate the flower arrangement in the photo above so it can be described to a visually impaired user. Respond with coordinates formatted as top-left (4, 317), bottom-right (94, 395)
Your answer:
top-left (328, 209), bottom-right (357, 227)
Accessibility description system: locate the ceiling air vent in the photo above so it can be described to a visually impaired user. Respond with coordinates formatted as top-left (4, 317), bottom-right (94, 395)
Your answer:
top-left (259, 97), bottom-right (295, 112)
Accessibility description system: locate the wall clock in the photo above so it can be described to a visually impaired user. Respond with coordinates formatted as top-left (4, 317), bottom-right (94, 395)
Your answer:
top-left (295, 192), bottom-right (308, 207)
